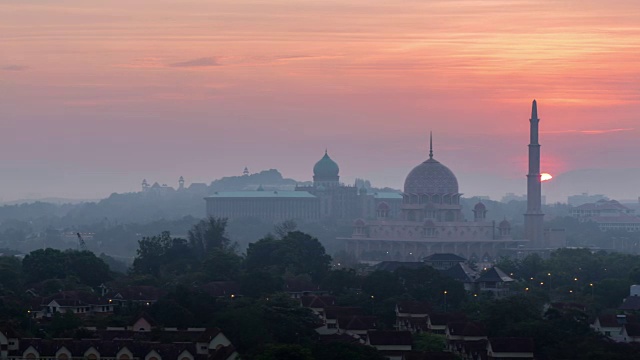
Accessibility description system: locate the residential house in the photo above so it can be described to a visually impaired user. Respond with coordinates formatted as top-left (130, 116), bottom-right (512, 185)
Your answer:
top-left (284, 278), bottom-right (327, 299)
top-left (395, 301), bottom-right (431, 333)
top-left (445, 322), bottom-right (487, 355)
top-left (591, 314), bottom-right (639, 342)
top-left (338, 315), bottom-right (378, 341)
top-left (423, 254), bottom-right (467, 271)
top-left (31, 291), bottom-right (114, 319)
top-left (442, 263), bottom-right (478, 292)
top-left (402, 351), bottom-right (455, 360)
top-left (366, 331), bottom-right (412, 360)
top-left (0, 317), bottom-right (238, 360)
top-left (300, 295), bottom-right (336, 319)
top-left (106, 286), bottom-right (167, 306)
top-left (319, 307), bottom-right (364, 335)
top-left (475, 267), bottom-right (513, 298)
top-left (427, 313), bottom-right (467, 335)
top-left (621, 323), bottom-right (640, 343)
top-left (486, 338), bottom-right (534, 359)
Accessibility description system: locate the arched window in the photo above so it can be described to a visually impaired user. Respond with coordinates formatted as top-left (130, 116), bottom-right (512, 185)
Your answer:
top-left (87, 354), bottom-right (98, 360)
top-left (119, 354), bottom-right (130, 360)
top-left (26, 354), bottom-right (36, 360)
top-left (58, 354), bottom-right (69, 360)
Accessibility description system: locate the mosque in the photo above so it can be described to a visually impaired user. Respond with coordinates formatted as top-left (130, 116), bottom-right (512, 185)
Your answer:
top-left (341, 101), bottom-right (558, 261)
top-left (341, 134), bottom-right (526, 262)
top-left (205, 101), bottom-right (560, 260)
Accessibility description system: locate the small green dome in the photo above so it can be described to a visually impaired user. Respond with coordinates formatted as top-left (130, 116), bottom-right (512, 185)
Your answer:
top-left (313, 150), bottom-right (339, 178)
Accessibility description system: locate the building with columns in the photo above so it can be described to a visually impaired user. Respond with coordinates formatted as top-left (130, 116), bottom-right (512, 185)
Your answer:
top-left (205, 151), bottom-right (403, 223)
top-left (342, 134), bottom-right (527, 262)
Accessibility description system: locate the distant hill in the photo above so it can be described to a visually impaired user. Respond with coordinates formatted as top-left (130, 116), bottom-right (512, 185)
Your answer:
top-left (210, 169), bottom-right (307, 191)
top-left (0, 197), bottom-right (98, 205)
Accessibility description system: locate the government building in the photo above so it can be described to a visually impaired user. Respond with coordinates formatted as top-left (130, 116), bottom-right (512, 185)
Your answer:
top-left (204, 151), bottom-right (402, 223)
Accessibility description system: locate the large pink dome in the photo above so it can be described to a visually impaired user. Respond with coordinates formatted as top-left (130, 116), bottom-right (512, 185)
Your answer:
top-left (403, 158), bottom-right (459, 194)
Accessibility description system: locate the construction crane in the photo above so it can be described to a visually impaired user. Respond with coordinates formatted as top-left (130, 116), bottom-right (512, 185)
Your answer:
top-left (76, 232), bottom-right (87, 251)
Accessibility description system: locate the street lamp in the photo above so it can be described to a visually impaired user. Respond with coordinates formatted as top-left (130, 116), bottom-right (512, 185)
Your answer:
top-left (590, 283), bottom-right (594, 299)
top-left (371, 295), bottom-right (375, 315)
top-left (443, 291), bottom-right (448, 313)
top-left (27, 310), bottom-right (32, 333)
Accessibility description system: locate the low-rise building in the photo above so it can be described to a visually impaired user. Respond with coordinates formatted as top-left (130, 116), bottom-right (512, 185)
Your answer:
top-left (0, 317), bottom-right (238, 360)
top-left (366, 331), bottom-right (412, 360)
top-left (486, 337), bottom-right (534, 359)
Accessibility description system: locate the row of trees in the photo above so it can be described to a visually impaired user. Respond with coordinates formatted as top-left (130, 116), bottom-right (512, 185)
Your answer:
top-left (497, 248), bottom-right (640, 309)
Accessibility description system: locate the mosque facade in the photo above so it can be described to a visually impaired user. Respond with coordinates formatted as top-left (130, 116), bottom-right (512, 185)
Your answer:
top-left (341, 134), bottom-right (527, 261)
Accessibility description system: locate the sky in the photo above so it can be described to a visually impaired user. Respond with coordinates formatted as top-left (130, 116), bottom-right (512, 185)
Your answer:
top-left (1, 0), bottom-right (639, 202)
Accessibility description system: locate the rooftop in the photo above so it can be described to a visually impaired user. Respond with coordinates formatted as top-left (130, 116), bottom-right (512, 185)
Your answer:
top-left (205, 190), bottom-right (316, 199)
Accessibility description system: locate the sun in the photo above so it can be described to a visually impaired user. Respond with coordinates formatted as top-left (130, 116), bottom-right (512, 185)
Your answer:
top-left (540, 173), bottom-right (553, 182)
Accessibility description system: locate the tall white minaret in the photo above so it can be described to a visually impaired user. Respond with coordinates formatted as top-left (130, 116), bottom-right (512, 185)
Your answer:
top-left (524, 100), bottom-right (545, 247)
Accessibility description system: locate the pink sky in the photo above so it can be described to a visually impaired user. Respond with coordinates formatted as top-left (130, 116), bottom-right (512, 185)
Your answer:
top-left (1, 0), bottom-right (639, 202)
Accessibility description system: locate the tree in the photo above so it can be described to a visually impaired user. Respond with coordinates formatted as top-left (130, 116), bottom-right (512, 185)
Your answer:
top-left (274, 220), bottom-right (298, 238)
top-left (133, 231), bottom-right (173, 276)
top-left (0, 256), bottom-right (23, 294)
top-left (65, 250), bottom-right (112, 286)
top-left (245, 231), bottom-right (331, 283)
top-left (321, 268), bottom-right (359, 295)
top-left (188, 217), bottom-right (231, 256)
top-left (413, 333), bottom-right (446, 352)
top-left (22, 248), bottom-right (66, 283)
top-left (201, 248), bottom-right (243, 281)
top-left (132, 231), bottom-right (196, 278)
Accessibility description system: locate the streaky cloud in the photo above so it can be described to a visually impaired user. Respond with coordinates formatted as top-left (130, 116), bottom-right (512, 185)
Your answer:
top-left (543, 128), bottom-right (634, 135)
top-left (2, 64), bottom-right (29, 71)
top-left (168, 57), bottom-right (220, 68)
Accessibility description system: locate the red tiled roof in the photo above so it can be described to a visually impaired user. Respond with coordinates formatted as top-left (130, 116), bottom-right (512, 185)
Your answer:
top-left (338, 316), bottom-right (377, 330)
top-left (367, 331), bottom-right (412, 346)
top-left (619, 296), bottom-right (640, 311)
top-left (108, 286), bottom-right (166, 301)
top-left (447, 322), bottom-right (486, 337)
top-left (489, 337), bottom-right (534, 353)
top-left (429, 313), bottom-right (467, 326)
top-left (403, 351), bottom-right (455, 360)
top-left (397, 301), bottom-right (432, 315)
top-left (300, 295), bottom-right (336, 308)
top-left (324, 306), bottom-right (364, 320)
top-left (625, 323), bottom-right (640, 337)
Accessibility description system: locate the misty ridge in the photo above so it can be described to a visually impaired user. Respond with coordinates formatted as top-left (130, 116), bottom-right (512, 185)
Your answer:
top-left (0, 166), bottom-right (634, 263)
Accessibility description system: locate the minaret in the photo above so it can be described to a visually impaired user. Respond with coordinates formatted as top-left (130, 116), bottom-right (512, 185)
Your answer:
top-left (524, 100), bottom-right (545, 247)
top-left (429, 131), bottom-right (434, 159)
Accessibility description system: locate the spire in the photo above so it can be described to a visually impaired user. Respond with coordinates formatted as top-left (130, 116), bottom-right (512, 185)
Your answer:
top-left (429, 131), bottom-right (433, 159)
top-left (531, 99), bottom-right (538, 120)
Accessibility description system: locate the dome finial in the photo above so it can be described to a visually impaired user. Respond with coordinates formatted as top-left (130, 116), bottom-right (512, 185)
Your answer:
top-left (429, 131), bottom-right (433, 159)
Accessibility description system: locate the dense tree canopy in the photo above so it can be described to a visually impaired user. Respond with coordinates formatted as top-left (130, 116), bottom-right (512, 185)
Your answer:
top-left (246, 231), bottom-right (331, 282)
top-left (22, 248), bottom-right (111, 286)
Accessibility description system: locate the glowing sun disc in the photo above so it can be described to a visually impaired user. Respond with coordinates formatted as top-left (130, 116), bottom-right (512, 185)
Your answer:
top-left (541, 173), bottom-right (553, 182)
